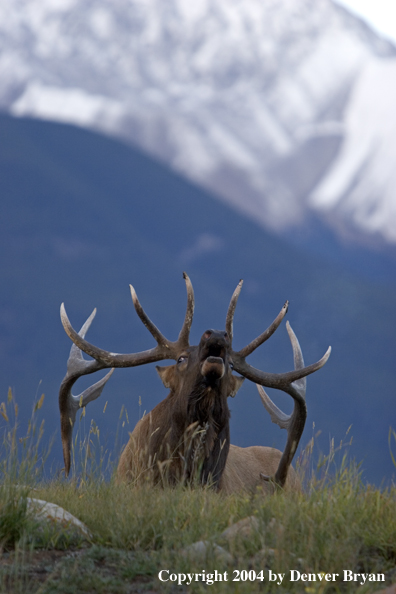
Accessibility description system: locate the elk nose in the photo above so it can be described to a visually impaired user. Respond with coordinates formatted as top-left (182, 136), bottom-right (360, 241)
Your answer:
top-left (202, 330), bottom-right (229, 343)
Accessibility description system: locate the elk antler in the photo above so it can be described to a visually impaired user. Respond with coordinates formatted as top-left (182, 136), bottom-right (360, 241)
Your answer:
top-left (59, 272), bottom-right (194, 475)
top-left (257, 321), bottom-right (311, 488)
top-left (59, 309), bottom-right (115, 476)
top-left (60, 273), bottom-right (194, 368)
top-left (226, 280), bottom-right (330, 389)
top-left (225, 281), bottom-right (331, 487)
top-left (226, 281), bottom-right (289, 355)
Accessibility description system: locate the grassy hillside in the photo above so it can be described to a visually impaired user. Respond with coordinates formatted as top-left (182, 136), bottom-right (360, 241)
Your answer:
top-left (0, 405), bottom-right (395, 593)
top-left (0, 113), bottom-right (395, 485)
top-left (2, 480), bottom-right (395, 593)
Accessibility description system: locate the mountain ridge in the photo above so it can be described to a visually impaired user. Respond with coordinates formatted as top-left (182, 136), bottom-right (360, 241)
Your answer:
top-left (1, 0), bottom-right (395, 250)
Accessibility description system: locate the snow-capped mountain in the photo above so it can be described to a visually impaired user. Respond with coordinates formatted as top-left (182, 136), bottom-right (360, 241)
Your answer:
top-left (1, 0), bottom-right (395, 246)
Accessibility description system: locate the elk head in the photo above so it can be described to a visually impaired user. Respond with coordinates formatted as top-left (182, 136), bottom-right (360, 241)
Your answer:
top-left (59, 273), bottom-right (331, 489)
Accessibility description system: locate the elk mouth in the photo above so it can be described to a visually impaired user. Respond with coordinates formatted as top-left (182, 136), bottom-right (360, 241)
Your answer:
top-left (201, 346), bottom-right (226, 382)
top-left (199, 330), bottom-right (228, 383)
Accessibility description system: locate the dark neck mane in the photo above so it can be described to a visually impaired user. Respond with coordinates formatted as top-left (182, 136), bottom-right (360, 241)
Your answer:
top-left (183, 380), bottom-right (230, 487)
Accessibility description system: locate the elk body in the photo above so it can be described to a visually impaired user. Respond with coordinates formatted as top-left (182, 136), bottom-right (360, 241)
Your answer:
top-left (59, 274), bottom-right (330, 494)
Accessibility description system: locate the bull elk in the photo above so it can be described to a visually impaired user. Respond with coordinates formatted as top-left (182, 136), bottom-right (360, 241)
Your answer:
top-left (59, 273), bottom-right (330, 493)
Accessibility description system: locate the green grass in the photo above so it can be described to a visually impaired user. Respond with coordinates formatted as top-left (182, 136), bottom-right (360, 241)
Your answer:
top-left (0, 394), bottom-right (395, 593)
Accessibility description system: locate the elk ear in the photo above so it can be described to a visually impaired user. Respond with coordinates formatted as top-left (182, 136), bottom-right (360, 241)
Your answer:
top-left (156, 365), bottom-right (177, 389)
top-left (229, 375), bottom-right (245, 398)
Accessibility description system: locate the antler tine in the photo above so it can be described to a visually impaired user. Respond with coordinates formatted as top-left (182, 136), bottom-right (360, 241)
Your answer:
top-left (286, 320), bottom-right (306, 392)
top-left (177, 272), bottom-right (195, 347)
top-left (129, 285), bottom-right (169, 348)
top-left (238, 301), bottom-right (289, 359)
top-left (256, 322), bottom-right (327, 488)
top-left (61, 302), bottom-right (173, 366)
top-left (231, 326), bottom-right (331, 391)
top-left (225, 279), bottom-right (243, 344)
top-left (60, 370), bottom-right (114, 477)
top-left (59, 310), bottom-right (115, 476)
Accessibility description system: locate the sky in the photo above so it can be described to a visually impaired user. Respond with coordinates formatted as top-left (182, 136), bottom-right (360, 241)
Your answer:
top-left (334, 0), bottom-right (396, 45)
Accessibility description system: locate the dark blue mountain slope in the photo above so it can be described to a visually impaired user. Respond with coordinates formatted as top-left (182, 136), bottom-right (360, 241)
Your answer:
top-left (0, 114), bottom-right (394, 484)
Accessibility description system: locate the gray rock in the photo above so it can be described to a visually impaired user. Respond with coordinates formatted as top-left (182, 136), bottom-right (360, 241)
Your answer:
top-left (181, 540), bottom-right (233, 564)
top-left (27, 498), bottom-right (92, 540)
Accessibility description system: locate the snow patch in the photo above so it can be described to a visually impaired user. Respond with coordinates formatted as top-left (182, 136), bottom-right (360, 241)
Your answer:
top-left (90, 8), bottom-right (115, 39)
top-left (10, 83), bottom-right (125, 129)
top-left (310, 56), bottom-right (396, 242)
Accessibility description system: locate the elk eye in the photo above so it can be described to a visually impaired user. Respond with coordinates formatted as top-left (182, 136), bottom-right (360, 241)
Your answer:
top-left (177, 356), bottom-right (187, 364)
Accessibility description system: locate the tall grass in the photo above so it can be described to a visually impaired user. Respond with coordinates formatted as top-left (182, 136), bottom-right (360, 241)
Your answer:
top-left (67, 400), bottom-right (131, 487)
top-left (0, 389), bottom-right (50, 551)
top-left (0, 394), bottom-right (395, 593)
top-left (0, 388), bottom-right (47, 484)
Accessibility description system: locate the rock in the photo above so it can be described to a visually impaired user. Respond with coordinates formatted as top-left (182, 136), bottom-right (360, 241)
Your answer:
top-left (220, 516), bottom-right (259, 542)
top-left (27, 498), bottom-right (92, 540)
top-left (253, 546), bottom-right (277, 566)
top-left (181, 540), bottom-right (233, 564)
top-left (253, 546), bottom-right (304, 568)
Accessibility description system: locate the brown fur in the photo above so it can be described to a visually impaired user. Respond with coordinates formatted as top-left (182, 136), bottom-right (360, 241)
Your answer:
top-left (220, 445), bottom-right (300, 494)
top-left (117, 330), bottom-right (242, 488)
top-left (117, 416), bottom-right (300, 494)
top-left (115, 354), bottom-right (300, 494)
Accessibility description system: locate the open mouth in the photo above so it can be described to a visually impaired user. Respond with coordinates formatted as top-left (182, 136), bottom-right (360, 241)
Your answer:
top-left (201, 347), bottom-right (226, 381)
top-left (199, 331), bottom-right (228, 383)
top-left (202, 343), bottom-right (226, 361)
